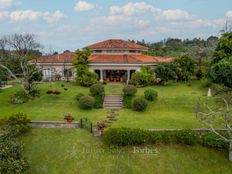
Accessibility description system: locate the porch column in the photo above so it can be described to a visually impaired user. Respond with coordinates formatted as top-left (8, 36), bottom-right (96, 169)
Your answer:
top-left (100, 69), bottom-right (103, 82)
top-left (127, 70), bottom-right (130, 84)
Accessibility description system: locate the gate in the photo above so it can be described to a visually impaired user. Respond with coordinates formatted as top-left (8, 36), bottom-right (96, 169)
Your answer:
top-left (80, 118), bottom-right (93, 133)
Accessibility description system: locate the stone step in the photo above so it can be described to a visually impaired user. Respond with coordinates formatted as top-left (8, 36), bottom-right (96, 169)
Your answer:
top-left (104, 106), bottom-right (122, 109)
top-left (103, 104), bottom-right (122, 107)
top-left (103, 95), bottom-right (123, 109)
top-left (104, 101), bottom-right (123, 104)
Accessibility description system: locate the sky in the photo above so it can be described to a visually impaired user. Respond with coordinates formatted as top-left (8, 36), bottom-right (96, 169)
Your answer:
top-left (0, 0), bottom-right (232, 53)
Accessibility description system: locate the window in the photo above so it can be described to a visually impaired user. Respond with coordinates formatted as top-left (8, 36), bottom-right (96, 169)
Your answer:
top-left (64, 69), bottom-right (73, 77)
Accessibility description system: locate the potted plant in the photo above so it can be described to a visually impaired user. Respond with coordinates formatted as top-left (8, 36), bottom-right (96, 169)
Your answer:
top-left (93, 120), bottom-right (108, 136)
top-left (64, 113), bottom-right (74, 128)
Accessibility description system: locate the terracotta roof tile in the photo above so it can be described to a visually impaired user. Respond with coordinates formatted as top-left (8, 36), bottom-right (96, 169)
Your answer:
top-left (86, 39), bottom-right (148, 50)
top-left (33, 53), bottom-right (174, 64)
top-left (88, 54), bottom-right (174, 64)
top-left (32, 52), bottom-right (75, 63)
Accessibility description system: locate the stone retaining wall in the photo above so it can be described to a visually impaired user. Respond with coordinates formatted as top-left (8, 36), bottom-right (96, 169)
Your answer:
top-left (31, 121), bottom-right (80, 128)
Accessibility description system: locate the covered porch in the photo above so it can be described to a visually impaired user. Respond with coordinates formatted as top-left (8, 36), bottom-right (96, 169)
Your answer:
top-left (94, 69), bottom-right (136, 83)
top-left (89, 63), bottom-right (141, 83)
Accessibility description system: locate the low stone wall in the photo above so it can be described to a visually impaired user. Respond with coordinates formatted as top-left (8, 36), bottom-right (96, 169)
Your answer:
top-left (30, 121), bottom-right (80, 128)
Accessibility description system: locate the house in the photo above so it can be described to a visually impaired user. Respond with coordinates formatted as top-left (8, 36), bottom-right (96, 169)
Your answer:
top-left (33, 39), bottom-right (174, 82)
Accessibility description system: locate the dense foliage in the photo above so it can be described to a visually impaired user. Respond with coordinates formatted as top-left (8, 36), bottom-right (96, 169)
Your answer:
top-left (129, 66), bottom-right (155, 87)
top-left (131, 97), bottom-right (148, 111)
top-left (154, 63), bottom-right (177, 84)
top-left (73, 49), bottom-right (99, 87)
top-left (79, 96), bottom-right (95, 110)
top-left (7, 113), bottom-right (31, 133)
top-left (208, 60), bottom-right (232, 88)
top-left (103, 128), bottom-right (228, 149)
top-left (175, 55), bottom-right (195, 82)
top-left (144, 89), bottom-right (158, 101)
top-left (0, 113), bottom-right (31, 174)
top-left (208, 32), bottom-right (232, 88)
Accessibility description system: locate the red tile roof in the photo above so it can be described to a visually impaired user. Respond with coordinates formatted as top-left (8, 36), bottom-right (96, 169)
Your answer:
top-left (32, 52), bottom-right (75, 63)
top-left (33, 52), bottom-right (174, 64)
top-left (88, 54), bottom-right (174, 64)
top-left (86, 39), bottom-right (148, 50)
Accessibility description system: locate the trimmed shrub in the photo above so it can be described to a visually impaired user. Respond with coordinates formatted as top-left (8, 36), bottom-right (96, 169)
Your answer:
top-left (90, 84), bottom-right (105, 96)
top-left (103, 128), bottom-right (229, 150)
top-left (76, 93), bottom-right (84, 101)
top-left (103, 128), bottom-right (149, 146)
top-left (123, 95), bottom-right (133, 108)
top-left (7, 113), bottom-right (31, 134)
top-left (175, 129), bottom-right (199, 145)
top-left (94, 95), bottom-right (104, 108)
top-left (144, 89), bottom-right (158, 101)
top-left (123, 85), bottom-right (137, 96)
top-left (131, 97), bottom-right (148, 111)
top-left (79, 96), bottom-right (95, 110)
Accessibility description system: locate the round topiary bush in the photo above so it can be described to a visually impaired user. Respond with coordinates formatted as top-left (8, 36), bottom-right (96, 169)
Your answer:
top-left (76, 93), bottom-right (84, 101)
top-left (90, 84), bottom-right (105, 96)
top-left (79, 96), bottom-right (95, 110)
top-left (144, 89), bottom-right (158, 101)
top-left (123, 85), bottom-right (137, 96)
top-left (131, 97), bottom-right (148, 111)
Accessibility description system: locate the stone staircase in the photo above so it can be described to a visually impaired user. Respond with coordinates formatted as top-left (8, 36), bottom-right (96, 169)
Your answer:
top-left (103, 95), bottom-right (123, 109)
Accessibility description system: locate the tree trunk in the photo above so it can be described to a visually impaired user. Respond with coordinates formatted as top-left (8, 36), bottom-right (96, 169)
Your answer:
top-left (229, 141), bottom-right (232, 162)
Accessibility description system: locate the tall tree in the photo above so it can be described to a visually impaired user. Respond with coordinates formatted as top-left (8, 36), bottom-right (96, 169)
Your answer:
top-left (0, 33), bottom-right (42, 94)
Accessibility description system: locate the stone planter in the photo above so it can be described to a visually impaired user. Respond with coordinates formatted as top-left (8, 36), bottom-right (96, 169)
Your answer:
top-left (93, 129), bottom-right (102, 137)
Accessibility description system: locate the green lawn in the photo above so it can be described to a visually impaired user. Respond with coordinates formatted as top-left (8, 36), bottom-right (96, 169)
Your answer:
top-left (0, 81), bottom-right (209, 128)
top-left (22, 128), bottom-right (232, 174)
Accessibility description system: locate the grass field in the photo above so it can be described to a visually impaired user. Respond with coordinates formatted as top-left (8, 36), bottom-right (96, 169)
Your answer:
top-left (22, 128), bottom-right (232, 174)
top-left (0, 81), bottom-right (209, 128)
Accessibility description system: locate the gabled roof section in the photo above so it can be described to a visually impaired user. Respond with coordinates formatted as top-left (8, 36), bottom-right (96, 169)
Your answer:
top-left (32, 52), bottom-right (75, 63)
top-left (86, 39), bottom-right (148, 51)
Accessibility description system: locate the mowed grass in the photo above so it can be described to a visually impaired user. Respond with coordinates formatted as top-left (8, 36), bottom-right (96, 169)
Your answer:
top-left (0, 81), bottom-right (209, 128)
top-left (0, 81), bottom-right (107, 122)
top-left (113, 81), bottom-right (208, 128)
top-left (22, 128), bottom-right (232, 174)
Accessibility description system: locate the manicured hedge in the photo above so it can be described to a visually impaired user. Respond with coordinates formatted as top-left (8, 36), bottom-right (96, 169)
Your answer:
top-left (103, 128), bottom-right (228, 149)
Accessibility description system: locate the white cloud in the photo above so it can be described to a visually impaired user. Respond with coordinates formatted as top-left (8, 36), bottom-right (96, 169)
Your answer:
top-left (161, 9), bottom-right (191, 20)
top-left (110, 2), bottom-right (161, 16)
top-left (226, 11), bottom-right (232, 18)
top-left (0, 11), bottom-right (9, 19)
top-left (74, 1), bottom-right (94, 12)
top-left (44, 10), bottom-right (64, 23)
top-left (0, 0), bottom-right (12, 9)
top-left (10, 10), bottom-right (64, 23)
